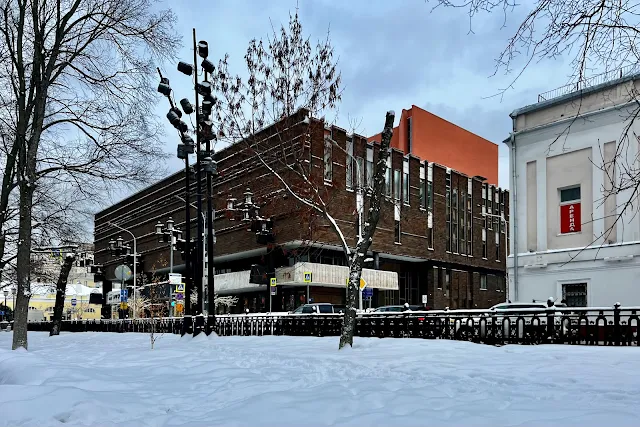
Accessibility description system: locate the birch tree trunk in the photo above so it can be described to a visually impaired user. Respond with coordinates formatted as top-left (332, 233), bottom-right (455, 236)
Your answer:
top-left (50, 254), bottom-right (75, 336)
top-left (339, 110), bottom-right (395, 349)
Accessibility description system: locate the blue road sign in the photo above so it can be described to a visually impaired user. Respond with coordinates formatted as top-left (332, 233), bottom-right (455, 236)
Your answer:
top-left (120, 289), bottom-right (128, 302)
top-left (362, 287), bottom-right (373, 299)
top-left (0, 311), bottom-right (4, 316)
top-left (71, 298), bottom-right (77, 306)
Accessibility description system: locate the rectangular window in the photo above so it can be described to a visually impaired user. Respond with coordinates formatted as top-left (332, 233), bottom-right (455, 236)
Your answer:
top-left (366, 145), bottom-right (374, 189)
top-left (496, 226), bottom-right (500, 261)
top-left (436, 266), bottom-right (442, 289)
top-left (403, 158), bottom-right (410, 204)
top-left (446, 170), bottom-right (451, 252)
top-left (427, 224), bottom-right (433, 249)
top-left (394, 220), bottom-right (401, 243)
top-left (562, 283), bottom-right (587, 307)
top-left (356, 157), bottom-right (364, 189)
top-left (419, 164), bottom-right (426, 208)
top-left (324, 139), bottom-right (332, 182)
top-left (480, 274), bottom-right (487, 290)
top-left (467, 178), bottom-right (472, 256)
top-left (346, 137), bottom-right (353, 190)
top-left (452, 188), bottom-right (458, 253)
top-left (460, 192), bottom-right (466, 255)
top-left (385, 157), bottom-right (392, 197)
top-left (560, 185), bottom-right (581, 234)
top-left (394, 169), bottom-right (401, 201)
top-left (427, 181), bottom-right (433, 210)
top-left (445, 271), bottom-right (450, 296)
top-left (482, 228), bottom-right (487, 259)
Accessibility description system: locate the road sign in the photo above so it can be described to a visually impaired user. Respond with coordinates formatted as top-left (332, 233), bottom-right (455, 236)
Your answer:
top-left (120, 302), bottom-right (128, 310)
top-left (270, 278), bottom-right (277, 287)
top-left (71, 298), bottom-right (77, 306)
top-left (0, 311), bottom-right (4, 316)
top-left (345, 277), bottom-right (367, 290)
top-left (363, 287), bottom-right (373, 299)
top-left (422, 294), bottom-right (428, 304)
top-left (175, 284), bottom-right (185, 293)
top-left (303, 272), bottom-right (312, 283)
top-left (120, 289), bottom-right (128, 302)
top-left (176, 293), bottom-right (184, 300)
top-left (114, 264), bottom-right (133, 282)
top-left (176, 303), bottom-right (184, 312)
top-left (169, 273), bottom-right (182, 285)
top-left (270, 277), bottom-right (277, 295)
top-left (171, 301), bottom-right (176, 307)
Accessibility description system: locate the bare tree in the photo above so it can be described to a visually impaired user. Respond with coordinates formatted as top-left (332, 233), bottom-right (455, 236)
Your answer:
top-left (433, 0), bottom-right (640, 256)
top-left (0, 0), bottom-right (179, 350)
top-left (209, 12), bottom-right (395, 349)
top-left (50, 252), bottom-right (75, 336)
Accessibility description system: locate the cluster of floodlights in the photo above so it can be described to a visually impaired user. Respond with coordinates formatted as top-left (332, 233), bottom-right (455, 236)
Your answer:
top-left (157, 40), bottom-right (217, 174)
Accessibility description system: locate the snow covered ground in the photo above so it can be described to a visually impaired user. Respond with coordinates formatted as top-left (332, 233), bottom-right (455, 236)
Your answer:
top-left (1, 332), bottom-right (639, 427)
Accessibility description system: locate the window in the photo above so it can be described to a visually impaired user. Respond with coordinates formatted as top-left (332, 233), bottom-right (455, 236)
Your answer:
top-left (460, 192), bottom-right (466, 255)
top-left (560, 186), bottom-right (581, 234)
top-left (366, 145), bottom-right (374, 189)
top-left (436, 266), bottom-right (442, 289)
top-left (446, 170), bottom-right (451, 252)
top-left (385, 157), bottom-right (392, 197)
top-left (445, 271), bottom-right (450, 296)
top-left (467, 178), bottom-right (473, 256)
top-left (324, 139), bottom-right (332, 182)
top-left (394, 169), bottom-right (401, 201)
top-left (452, 188), bottom-right (458, 253)
top-left (403, 158), bottom-right (410, 204)
top-left (496, 225), bottom-right (500, 261)
top-left (394, 220), bottom-right (401, 243)
top-left (427, 224), bottom-right (433, 249)
top-left (346, 137), bottom-right (353, 190)
top-left (356, 157), bottom-right (364, 189)
top-left (419, 164), bottom-right (426, 208)
top-left (562, 283), bottom-right (587, 307)
top-left (482, 228), bottom-right (487, 259)
top-left (480, 274), bottom-right (487, 290)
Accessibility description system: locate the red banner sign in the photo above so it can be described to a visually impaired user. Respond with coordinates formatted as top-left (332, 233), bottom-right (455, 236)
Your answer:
top-left (560, 203), bottom-right (581, 234)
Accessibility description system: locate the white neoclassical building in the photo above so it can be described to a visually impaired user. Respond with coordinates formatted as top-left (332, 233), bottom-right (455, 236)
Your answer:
top-left (506, 68), bottom-right (640, 307)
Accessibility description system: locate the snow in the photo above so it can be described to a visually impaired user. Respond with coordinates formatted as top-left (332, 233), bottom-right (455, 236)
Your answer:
top-left (1, 333), bottom-right (639, 427)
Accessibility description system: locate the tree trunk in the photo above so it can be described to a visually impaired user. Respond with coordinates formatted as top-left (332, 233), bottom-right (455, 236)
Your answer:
top-left (339, 110), bottom-right (395, 350)
top-left (12, 183), bottom-right (34, 350)
top-left (50, 254), bottom-right (75, 336)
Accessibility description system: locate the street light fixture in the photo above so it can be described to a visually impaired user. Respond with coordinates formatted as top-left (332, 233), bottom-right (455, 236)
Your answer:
top-left (107, 223), bottom-right (139, 319)
top-left (2, 289), bottom-right (8, 321)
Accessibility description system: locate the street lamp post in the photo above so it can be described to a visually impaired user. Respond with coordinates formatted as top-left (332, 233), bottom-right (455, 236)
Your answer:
top-left (156, 218), bottom-right (183, 316)
top-left (107, 222), bottom-right (139, 319)
top-left (11, 287), bottom-right (15, 320)
top-left (158, 29), bottom-right (217, 332)
top-left (2, 290), bottom-right (7, 321)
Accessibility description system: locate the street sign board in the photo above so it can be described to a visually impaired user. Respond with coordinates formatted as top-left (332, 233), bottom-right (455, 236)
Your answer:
top-left (114, 264), bottom-right (133, 282)
top-left (169, 273), bottom-right (182, 285)
top-left (345, 277), bottom-right (367, 290)
top-left (176, 303), bottom-right (184, 312)
top-left (175, 284), bottom-right (185, 293)
top-left (422, 294), bottom-right (428, 304)
top-left (270, 278), bottom-right (277, 287)
top-left (303, 272), bottom-right (312, 283)
top-left (71, 298), bottom-right (77, 306)
top-left (120, 289), bottom-right (128, 302)
top-left (176, 293), bottom-right (184, 300)
top-left (363, 287), bottom-right (373, 299)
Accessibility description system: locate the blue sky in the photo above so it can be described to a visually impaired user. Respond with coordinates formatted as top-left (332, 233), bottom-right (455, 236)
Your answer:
top-left (152, 0), bottom-right (574, 193)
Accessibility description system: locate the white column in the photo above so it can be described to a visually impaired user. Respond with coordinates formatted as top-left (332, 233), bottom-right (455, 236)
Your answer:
top-left (536, 158), bottom-right (548, 251)
top-left (591, 141), bottom-right (605, 245)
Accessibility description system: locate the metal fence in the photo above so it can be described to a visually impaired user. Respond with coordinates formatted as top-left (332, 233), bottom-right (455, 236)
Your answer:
top-left (24, 305), bottom-right (640, 346)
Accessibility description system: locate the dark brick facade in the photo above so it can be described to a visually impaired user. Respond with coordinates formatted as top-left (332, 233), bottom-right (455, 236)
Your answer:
top-left (95, 110), bottom-right (508, 310)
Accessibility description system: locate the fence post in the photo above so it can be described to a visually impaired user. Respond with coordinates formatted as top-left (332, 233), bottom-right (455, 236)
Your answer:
top-left (614, 302), bottom-right (621, 346)
top-left (546, 308), bottom-right (555, 343)
top-left (193, 315), bottom-right (204, 337)
top-left (182, 315), bottom-right (193, 336)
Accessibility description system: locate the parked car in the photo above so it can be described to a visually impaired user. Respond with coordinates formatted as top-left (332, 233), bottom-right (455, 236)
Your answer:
top-left (290, 303), bottom-right (336, 314)
top-left (373, 305), bottom-right (425, 313)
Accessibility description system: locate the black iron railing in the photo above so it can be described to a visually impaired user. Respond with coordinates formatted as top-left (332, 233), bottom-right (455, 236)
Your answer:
top-left (23, 305), bottom-right (640, 346)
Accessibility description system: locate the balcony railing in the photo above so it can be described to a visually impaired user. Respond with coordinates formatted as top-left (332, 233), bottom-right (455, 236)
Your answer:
top-left (275, 262), bottom-right (399, 290)
top-left (537, 64), bottom-right (640, 103)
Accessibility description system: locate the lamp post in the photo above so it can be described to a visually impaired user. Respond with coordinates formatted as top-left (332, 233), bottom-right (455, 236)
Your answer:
top-left (107, 222), bottom-right (139, 319)
top-left (11, 287), bottom-right (15, 320)
top-left (156, 218), bottom-right (183, 316)
top-left (158, 29), bottom-right (217, 329)
top-left (2, 290), bottom-right (7, 321)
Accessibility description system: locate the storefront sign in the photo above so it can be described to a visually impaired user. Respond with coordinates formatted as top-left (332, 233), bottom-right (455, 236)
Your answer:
top-left (560, 203), bottom-right (581, 234)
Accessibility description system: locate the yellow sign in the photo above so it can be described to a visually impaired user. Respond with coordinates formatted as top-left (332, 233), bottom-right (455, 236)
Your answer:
top-left (303, 272), bottom-right (312, 283)
top-left (270, 278), bottom-right (277, 287)
top-left (176, 303), bottom-right (184, 312)
top-left (120, 302), bottom-right (128, 310)
top-left (175, 284), bottom-right (185, 293)
top-left (346, 277), bottom-right (367, 290)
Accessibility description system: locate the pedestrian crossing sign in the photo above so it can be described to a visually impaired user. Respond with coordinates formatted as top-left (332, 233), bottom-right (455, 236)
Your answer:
top-left (270, 278), bottom-right (277, 287)
top-left (303, 272), bottom-right (312, 283)
top-left (175, 284), bottom-right (185, 293)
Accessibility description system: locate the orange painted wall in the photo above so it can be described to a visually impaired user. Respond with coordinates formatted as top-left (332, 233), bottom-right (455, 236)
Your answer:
top-left (368, 105), bottom-right (499, 185)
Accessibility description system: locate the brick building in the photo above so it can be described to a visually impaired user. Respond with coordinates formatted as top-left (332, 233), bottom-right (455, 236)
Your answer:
top-left (94, 109), bottom-right (508, 314)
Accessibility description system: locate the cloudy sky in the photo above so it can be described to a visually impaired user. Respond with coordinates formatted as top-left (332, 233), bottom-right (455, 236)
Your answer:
top-left (151, 0), bottom-right (575, 193)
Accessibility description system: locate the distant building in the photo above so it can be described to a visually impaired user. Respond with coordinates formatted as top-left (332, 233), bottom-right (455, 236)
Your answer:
top-left (506, 67), bottom-right (640, 307)
top-left (368, 105), bottom-right (499, 185)
top-left (31, 243), bottom-right (96, 288)
top-left (95, 109), bottom-right (508, 314)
